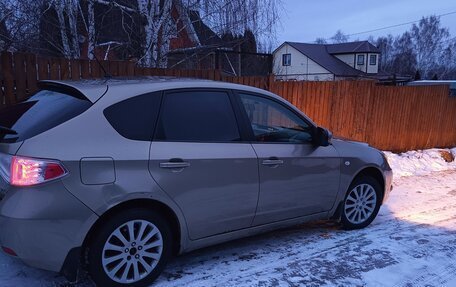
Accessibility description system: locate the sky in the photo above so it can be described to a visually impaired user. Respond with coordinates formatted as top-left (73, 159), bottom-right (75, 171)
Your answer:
top-left (277, 0), bottom-right (456, 44)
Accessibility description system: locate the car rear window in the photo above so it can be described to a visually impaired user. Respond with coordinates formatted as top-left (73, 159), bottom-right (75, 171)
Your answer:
top-left (103, 92), bottom-right (163, 141)
top-left (0, 90), bottom-right (91, 143)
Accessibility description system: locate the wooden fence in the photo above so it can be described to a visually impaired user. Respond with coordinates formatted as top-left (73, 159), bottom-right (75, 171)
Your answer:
top-left (0, 52), bottom-right (222, 106)
top-left (1, 51), bottom-right (455, 151)
top-left (270, 81), bottom-right (455, 151)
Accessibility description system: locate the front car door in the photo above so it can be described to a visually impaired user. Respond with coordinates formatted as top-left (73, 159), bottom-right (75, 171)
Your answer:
top-left (148, 89), bottom-right (259, 240)
top-left (236, 92), bottom-right (340, 225)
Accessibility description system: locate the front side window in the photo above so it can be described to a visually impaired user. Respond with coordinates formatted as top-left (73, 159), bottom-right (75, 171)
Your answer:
top-left (357, 54), bottom-right (365, 65)
top-left (282, 54), bottom-right (291, 66)
top-left (239, 93), bottom-right (312, 143)
top-left (369, 54), bottom-right (377, 65)
top-left (155, 90), bottom-right (240, 142)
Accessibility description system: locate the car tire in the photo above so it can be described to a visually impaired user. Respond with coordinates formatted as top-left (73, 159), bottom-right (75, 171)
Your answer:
top-left (87, 208), bottom-right (172, 287)
top-left (341, 176), bottom-right (382, 230)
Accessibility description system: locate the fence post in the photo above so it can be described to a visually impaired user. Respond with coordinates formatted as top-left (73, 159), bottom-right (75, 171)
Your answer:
top-left (1, 52), bottom-right (15, 105)
top-left (214, 50), bottom-right (220, 71)
top-left (267, 74), bottom-right (274, 91)
top-left (26, 53), bottom-right (38, 95)
top-left (267, 54), bottom-right (273, 75)
top-left (14, 53), bottom-right (27, 101)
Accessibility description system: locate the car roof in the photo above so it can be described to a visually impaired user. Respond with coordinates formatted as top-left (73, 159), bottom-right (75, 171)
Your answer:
top-left (38, 77), bottom-right (318, 127)
top-left (39, 77), bottom-right (278, 103)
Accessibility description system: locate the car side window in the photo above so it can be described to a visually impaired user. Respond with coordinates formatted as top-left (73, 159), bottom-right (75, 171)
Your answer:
top-left (239, 93), bottom-right (312, 143)
top-left (154, 90), bottom-right (241, 142)
top-left (104, 92), bottom-right (162, 141)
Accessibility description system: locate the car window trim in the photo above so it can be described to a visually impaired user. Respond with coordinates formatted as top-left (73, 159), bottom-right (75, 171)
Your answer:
top-left (232, 90), bottom-right (317, 145)
top-left (152, 88), bottom-right (248, 144)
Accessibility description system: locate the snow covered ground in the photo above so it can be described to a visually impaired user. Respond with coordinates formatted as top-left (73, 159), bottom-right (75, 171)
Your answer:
top-left (384, 148), bottom-right (456, 178)
top-left (0, 148), bottom-right (455, 287)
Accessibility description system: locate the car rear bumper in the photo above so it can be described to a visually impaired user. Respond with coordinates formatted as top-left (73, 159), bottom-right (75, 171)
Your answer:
top-left (0, 181), bottom-right (98, 273)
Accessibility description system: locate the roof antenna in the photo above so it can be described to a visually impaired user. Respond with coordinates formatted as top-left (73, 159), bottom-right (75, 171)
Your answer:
top-left (92, 53), bottom-right (112, 80)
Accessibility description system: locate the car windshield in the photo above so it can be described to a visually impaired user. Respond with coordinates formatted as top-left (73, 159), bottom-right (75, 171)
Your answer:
top-left (0, 90), bottom-right (92, 143)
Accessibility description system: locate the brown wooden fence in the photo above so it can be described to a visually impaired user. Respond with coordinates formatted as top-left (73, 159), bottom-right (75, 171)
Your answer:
top-left (1, 51), bottom-right (455, 151)
top-left (270, 81), bottom-right (455, 151)
top-left (0, 52), bottom-right (222, 107)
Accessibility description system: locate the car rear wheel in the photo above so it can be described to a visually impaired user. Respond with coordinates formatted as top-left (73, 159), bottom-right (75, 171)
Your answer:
top-left (341, 176), bottom-right (382, 230)
top-left (87, 209), bottom-right (172, 286)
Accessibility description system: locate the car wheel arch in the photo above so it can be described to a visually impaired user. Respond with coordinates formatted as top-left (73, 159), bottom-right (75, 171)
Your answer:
top-left (352, 166), bottom-right (385, 199)
top-left (331, 166), bottom-right (385, 220)
top-left (81, 198), bottom-right (182, 267)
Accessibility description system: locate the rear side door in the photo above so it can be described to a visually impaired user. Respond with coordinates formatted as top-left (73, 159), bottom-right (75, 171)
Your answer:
top-left (236, 92), bottom-right (340, 225)
top-left (148, 89), bottom-right (259, 240)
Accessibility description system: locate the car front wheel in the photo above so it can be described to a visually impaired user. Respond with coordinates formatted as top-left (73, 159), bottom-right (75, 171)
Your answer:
top-left (87, 208), bottom-right (172, 286)
top-left (341, 176), bottom-right (382, 230)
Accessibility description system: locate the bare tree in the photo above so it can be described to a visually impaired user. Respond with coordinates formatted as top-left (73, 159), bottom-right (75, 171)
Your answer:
top-left (439, 38), bottom-right (456, 79)
top-left (375, 34), bottom-right (394, 71)
top-left (86, 0), bottom-right (95, 59)
top-left (391, 31), bottom-right (417, 76)
top-left (1, 0), bottom-right (283, 69)
top-left (0, 0), bottom-right (44, 52)
top-left (315, 37), bottom-right (327, 44)
top-left (410, 16), bottom-right (450, 78)
top-left (0, 2), bottom-right (10, 50)
top-left (330, 30), bottom-right (349, 44)
top-left (135, 0), bottom-right (172, 67)
top-left (367, 16), bottom-right (456, 79)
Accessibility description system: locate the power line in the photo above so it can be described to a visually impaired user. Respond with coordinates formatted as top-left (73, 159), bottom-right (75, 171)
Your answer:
top-left (319, 10), bottom-right (456, 42)
top-left (347, 11), bottom-right (456, 37)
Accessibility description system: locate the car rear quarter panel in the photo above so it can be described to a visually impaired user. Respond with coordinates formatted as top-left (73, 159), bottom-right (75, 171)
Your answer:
top-left (0, 181), bottom-right (98, 272)
top-left (14, 95), bottom-right (190, 252)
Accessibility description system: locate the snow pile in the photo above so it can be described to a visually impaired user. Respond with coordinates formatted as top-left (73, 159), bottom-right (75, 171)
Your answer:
top-left (383, 148), bottom-right (456, 178)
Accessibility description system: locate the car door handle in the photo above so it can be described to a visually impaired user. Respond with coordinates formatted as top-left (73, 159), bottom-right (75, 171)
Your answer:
top-left (262, 158), bottom-right (284, 166)
top-left (159, 161), bottom-right (190, 169)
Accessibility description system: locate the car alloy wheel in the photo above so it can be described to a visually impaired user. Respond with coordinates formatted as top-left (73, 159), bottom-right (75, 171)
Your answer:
top-left (88, 209), bottom-right (172, 286)
top-left (101, 220), bottom-right (164, 284)
top-left (344, 183), bottom-right (377, 225)
top-left (340, 176), bottom-right (383, 230)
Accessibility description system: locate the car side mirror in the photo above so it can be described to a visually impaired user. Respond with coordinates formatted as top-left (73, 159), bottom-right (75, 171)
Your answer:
top-left (314, 127), bottom-right (332, 146)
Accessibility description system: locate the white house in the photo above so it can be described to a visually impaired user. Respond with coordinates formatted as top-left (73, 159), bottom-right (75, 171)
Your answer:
top-left (273, 41), bottom-right (381, 81)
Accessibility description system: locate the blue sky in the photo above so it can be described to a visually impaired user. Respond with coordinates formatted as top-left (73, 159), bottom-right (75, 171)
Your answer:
top-left (277, 0), bottom-right (456, 43)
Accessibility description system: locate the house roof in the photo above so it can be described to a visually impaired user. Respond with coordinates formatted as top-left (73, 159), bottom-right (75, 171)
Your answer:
top-left (326, 41), bottom-right (380, 54)
top-left (285, 42), bottom-right (366, 77)
top-left (188, 10), bottom-right (224, 47)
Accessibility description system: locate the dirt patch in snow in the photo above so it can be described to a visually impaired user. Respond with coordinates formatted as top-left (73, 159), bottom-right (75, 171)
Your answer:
top-left (440, 150), bottom-right (455, 163)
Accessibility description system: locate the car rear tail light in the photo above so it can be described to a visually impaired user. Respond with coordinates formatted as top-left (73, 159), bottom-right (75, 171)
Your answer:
top-left (9, 156), bottom-right (68, 186)
top-left (1, 246), bottom-right (17, 256)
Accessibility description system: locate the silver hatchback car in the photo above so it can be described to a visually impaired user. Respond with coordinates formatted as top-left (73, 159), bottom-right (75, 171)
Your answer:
top-left (0, 78), bottom-right (392, 286)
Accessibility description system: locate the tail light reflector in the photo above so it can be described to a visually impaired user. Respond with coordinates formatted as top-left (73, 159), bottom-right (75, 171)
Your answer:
top-left (10, 156), bottom-right (68, 186)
